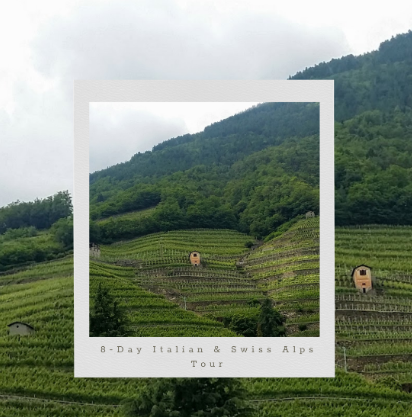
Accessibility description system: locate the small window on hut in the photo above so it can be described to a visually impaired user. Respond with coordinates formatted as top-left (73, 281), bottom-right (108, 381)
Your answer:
top-left (193, 254), bottom-right (197, 257)
top-left (360, 270), bottom-right (366, 276)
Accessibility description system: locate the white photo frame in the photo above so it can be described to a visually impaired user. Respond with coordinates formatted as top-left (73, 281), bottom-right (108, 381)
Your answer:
top-left (74, 80), bottom-right (334, 377)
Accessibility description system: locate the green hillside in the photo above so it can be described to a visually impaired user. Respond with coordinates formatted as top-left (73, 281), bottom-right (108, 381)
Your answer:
top-left (245, 217), bottom-right (320, 336)
top-left (0, 259), bottom-right (140, 416)
top-left (1, 238), bottom-right (412, 414)
top-left (94, 229), bottom-right (266, 334)
top-left (90, 135), bottom-right (319, 242)
top-left (91, 221), bottom-right (319, 336)
top-left (2, 29), bottom-right (412, 416)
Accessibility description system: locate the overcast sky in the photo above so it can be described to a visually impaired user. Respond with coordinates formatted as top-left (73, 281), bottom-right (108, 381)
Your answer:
top-left (1, 0), bottom-right (412, 206)
top-left (90, 102), bottom-right (260, 172)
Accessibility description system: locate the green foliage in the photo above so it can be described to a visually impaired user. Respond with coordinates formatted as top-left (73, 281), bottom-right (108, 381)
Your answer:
top-left (334, 109), bottom-right (412, 225)
top-left (0, 226), bottom-right (38, 241)
top-left (223, 299), bottom-right (286, 337)
top-left (91, 102), bottom-right (319, 185)
top-left (257, 299), bottom-right (286, 337)
top-left (92, 136), bottom-right (320, 243)
top-left (90, 283), bottom-right (129, 337)
top-left (122, 378), bottom-right (252, 417)
top-left (90, 186), bottom-right (161, 220)
top-left (0, 232), bottom-right (66, 271)
top-left (0, 191), bottom-right (72, 234)
top-left (225, 311), bottom-right (260, 337)
top-left (291, 31), bottom-right (412, 121)
top-left (245, 217), bottom-right (320, 334)
top-left (51, 216), bottom-right (73, 249)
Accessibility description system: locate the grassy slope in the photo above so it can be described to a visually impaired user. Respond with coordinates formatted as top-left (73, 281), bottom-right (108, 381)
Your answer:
top-left (1, 226), bottom-right (412, 415)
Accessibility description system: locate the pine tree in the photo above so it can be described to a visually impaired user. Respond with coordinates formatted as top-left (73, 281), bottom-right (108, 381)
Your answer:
top-left (90, 283), bottom-right (129, 337)
top-left (258, 298), bottom-right (286, 337)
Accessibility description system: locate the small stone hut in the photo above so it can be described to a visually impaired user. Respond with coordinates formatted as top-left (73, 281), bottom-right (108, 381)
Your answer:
top-left (351, 264), bottom-right (372, 293)
top-left (189, 251), bottom-right (201, 267)
top-left (306, 211), bottom-right (315, 218)
top-left (7, 322), bottom-right (34, 336)
top-left (89, 242), bottom-right (101, 258)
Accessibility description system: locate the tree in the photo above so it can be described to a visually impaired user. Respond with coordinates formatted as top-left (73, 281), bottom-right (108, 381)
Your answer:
top-left (122, 378), bottom-right (253, 417)
top-left (225, 312), bottom-right (259, 337)
top-left (89, 220), bottom-right (102, 244)
top-left (51, 216), bottom-right (73, 249)
top-left (257, 299), bottom-right (286, 337)
top-left (90, 283), bottom-right (129, 337)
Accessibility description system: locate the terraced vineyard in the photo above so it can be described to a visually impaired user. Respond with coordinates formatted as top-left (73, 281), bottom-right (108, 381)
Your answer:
top-left (0, 258), bottom-right (144, 416)
top-left (1, 225), bottom-right (412, 415)
top-left (92, 221), bottom-right (320, 336)
top-left (90, 261), bottom-right (238, 336)
top-left (244, 217), bottom-right (320, 336)
top-left (335, 226), bottom-right (412, 387)
top-left (97, 229), bottom-right (268, 325)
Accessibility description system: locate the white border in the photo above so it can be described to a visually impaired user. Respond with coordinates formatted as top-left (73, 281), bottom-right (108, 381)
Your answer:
top-left (74, 80), bottom-right (334, 377)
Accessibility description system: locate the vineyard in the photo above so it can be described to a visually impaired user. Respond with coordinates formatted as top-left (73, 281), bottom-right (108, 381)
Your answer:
top-left (335, 226), bottom-right (412, 387)
top-left (0, 259), bottom-right (143, 416)
top-left (244, 217), bottom-right (320, 336)
top-left (92, 221), bottom-right (319, 335)
top-left (0, 225), bottom-right (412, 414)
top-left (90, 261), bottom-right (239, 336)
top-left (97, 229), bottom-right (267, 326)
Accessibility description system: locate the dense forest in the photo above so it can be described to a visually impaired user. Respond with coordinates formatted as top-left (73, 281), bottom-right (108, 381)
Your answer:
top-left (90, 133), bottom-right (320, 242)
top-left (291, 31), bottom-right (412, 121)
top-left (0, 191), bottom-right (72, 234)
top-left (0, 192), bottom-right (73, 269)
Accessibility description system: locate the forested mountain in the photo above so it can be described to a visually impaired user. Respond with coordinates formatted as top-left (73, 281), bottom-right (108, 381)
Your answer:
top-left (3, 31), bottom-right (412, 257)
top-left (91, 135), bottom-right (319, 242)
top-left (291, 31), bottom-right (412, 121)
top-left (90, 102), bottom-right (319, 184)
top-left (88, 102), bottom-right (320, 242)
top-left (291, 31), bottom-right (412, 225)
top-left (87, 31), bottom-right (412, 239)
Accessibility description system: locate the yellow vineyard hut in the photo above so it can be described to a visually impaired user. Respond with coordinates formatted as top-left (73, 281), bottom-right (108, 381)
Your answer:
top-left (351, 264), bottom-right (372, 294)
top-left (189, 251), bottom-right (201, 267)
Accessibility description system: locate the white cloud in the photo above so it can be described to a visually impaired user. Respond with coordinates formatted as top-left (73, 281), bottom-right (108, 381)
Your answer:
top-left (1, 0), bottom-right (411, 206)
top-left (89, 102), bottom-right (261, 172)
